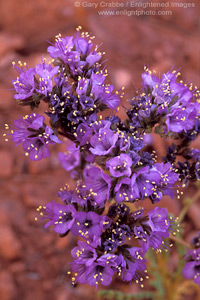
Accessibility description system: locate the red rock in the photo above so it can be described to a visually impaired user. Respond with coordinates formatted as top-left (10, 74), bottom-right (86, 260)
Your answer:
top-left (0, 206), bottom-right (9, 225)
top-left (0, 33), bottom-right (24, 58)
top-left (57, 289), bottom-right (70, 300)
top-left (184, 40), bottom-right (200, 70)
top-left (9, 262), bottom-right (25, 274)
top-left (56, 236), bottom-right (70, 250)
top-left (0, 85), bottom-right (14, 109)
top-left (0, 52), bottom-right (16, 73)
top-left (0, 150), bottom-right (13, 178)
top-left (188, 203), bottom-right (200, 229)
top-left (28, 158), bottom-right (50, 175)
top-left (21, 288), bottom-right (45, 300)
top-left (151, 58), bottom-right (174, 74)
top-left (22, 183), bottom-right (47, 208)
top-left (113, 69), bottom-right (132, 89)
top-left (0, 271), bottom-right (16, 300)
top-left (42, 280), bottom-right (54, 292)
top-left (0, 226), bottom-right (22, 260)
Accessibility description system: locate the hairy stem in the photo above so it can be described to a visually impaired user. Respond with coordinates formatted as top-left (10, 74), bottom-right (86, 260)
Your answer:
top-left (169, 235), bottom-right (192, 249)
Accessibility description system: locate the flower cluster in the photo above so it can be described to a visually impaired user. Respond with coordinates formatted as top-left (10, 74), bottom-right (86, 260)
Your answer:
top-left (163, 145), bottom-right (200, 186)
top-left (5, 113), bottom-right (61, 160)
top-left (12, 27), bottom-right (123, 138)
top-left (37, 191), bottom-right (176, 286)
top-left (7, 28), bottom-right (200, 289)
top-left (12, 60), bottom-right (59, 107)
top-left (127, 67), bottom-right (200, 135)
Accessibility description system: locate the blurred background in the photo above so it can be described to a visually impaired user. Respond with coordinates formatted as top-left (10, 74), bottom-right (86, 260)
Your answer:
top-left (0, 0), bottom-right (199, 299)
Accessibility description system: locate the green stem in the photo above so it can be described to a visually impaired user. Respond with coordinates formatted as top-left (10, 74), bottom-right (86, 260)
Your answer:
top-left (169, 235), bottom-right (192, 249)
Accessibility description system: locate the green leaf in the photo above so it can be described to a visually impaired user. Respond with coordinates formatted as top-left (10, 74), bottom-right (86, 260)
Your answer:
top-left (98, 290), bottom-right (155, 300)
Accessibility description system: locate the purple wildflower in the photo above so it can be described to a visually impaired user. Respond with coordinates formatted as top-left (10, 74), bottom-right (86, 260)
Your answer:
top-left (132, 207), bottom-right (174, 251)
top-left (90, 127), bottom-right (118, 156)
top-left (47, 31), bottom-right (101, 76)
top-left (71, 241), bottom-right (97, 267)
top-left (152, 162), bottom-right (179, 198)
top-left (182, 248), bottom-right (200, 286)
top-left (79, 95), bottom-right (95, 110)
top-left (131, 166), bottom-right (161, 200)
top-left (57, 189), bottom-right (76, 205)
top-left (87, 264), bottom-right (114, 287)
top-left (114, 177), bottom-right (137, 203)
top-left (37, 202), bottom-right (77, 234)
top-left (10, 113), bottom-right (61, 160)
top-left (145, 207), bottom-right (170, 232)
top-left (12, 64), bottom-right (36, 101)
top-left (70, 263), bottom-right (88, 284)
top-left (58, 184), bottom-right (99, 209)
top-left (129, 134), bottom-right (145, 152)
top-left (71, 211), bottom-right (102, 239)
top-left (35, 62), bottom-right (59, 96)
top-left (84, 166), bottom-right (111, 204)
top-left (166, 104), bottom-right (196, 133)
top-left (91, 119), bottom-right (111, 132)
top-left (130, 163), bottom-right (178, 203)
top-left (106, 154), bottom-right (132, 178)
top-left (89, 72), bottom-right (121, 110)
top-left (86, 50), bottom-right (102, 66)
top-left (128, 95), bottom-right (157, 129)
top-left (117, 246), bottom-right (146, 284)
top-left (47, 35), bottom-right (79, 64)
top-left (86, 255), bottom-right (118, 287)
top-left (107, 204), bottom-right (130, 219)
top-left (116, 132), bottom-right (130, 152)
top-left (177, 161), bottom-right (191, 186)
top-left (192, 232), bottom-right (200, 249)
top-left (131, 208), bottom-right (144, 220)
top-left (182, 118), bottom-right (200, 142)
top-left (58, 143), bottom-right (80, 171)
top-left (103, 222), bottom-right (132, 252)
top-left (100, 215), bottom-right (112, 230)
top-left (74, 183), bottom-right (104, 208)
top-left (76, 123), bottom-right (93, 146)
top-left (97, 254), bottom-right (118, 267)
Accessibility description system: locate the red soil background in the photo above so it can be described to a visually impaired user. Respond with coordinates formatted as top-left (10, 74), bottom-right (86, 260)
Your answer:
top-left (0, 1), bottom-right (199, 299)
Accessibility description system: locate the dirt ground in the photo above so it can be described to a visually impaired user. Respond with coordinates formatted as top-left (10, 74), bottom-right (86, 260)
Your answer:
top-left (0, 1), bottom-right (199, 299)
